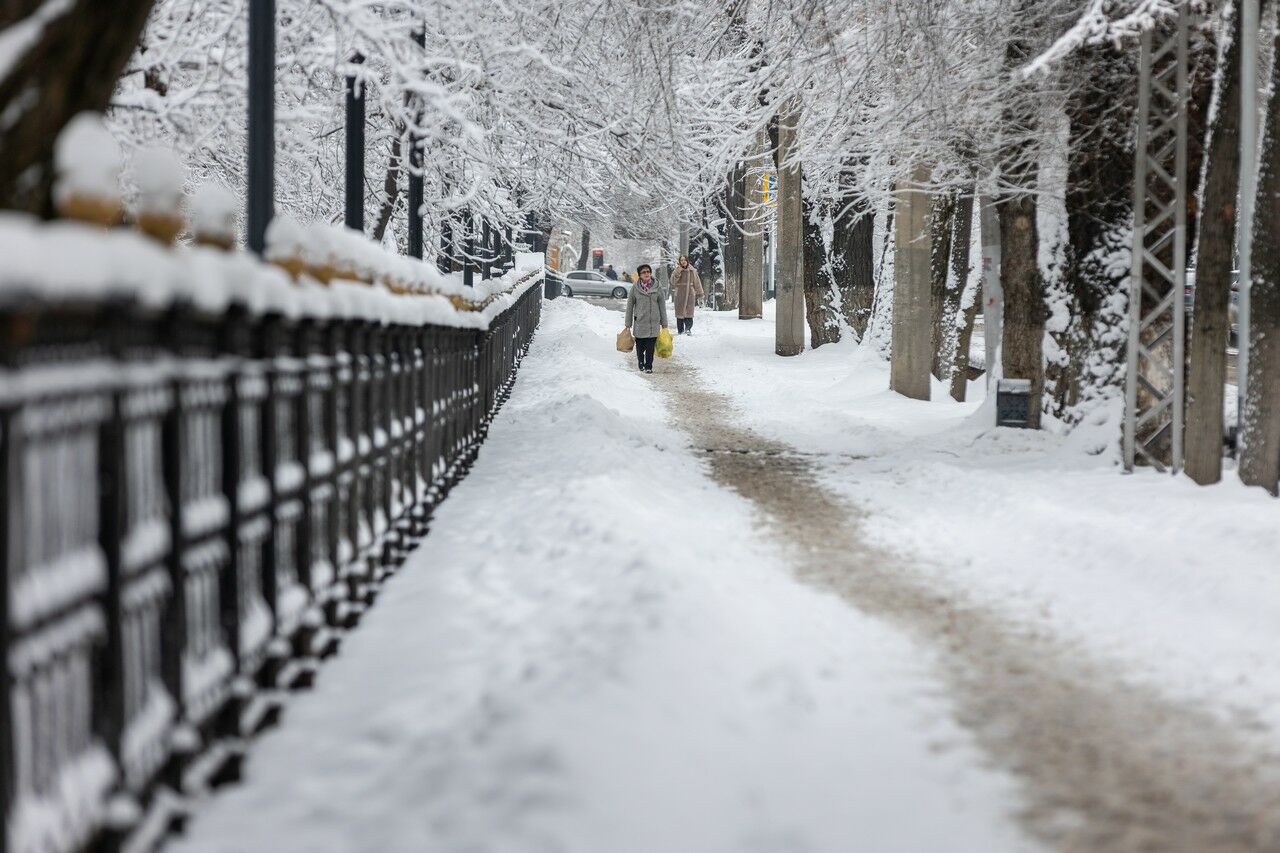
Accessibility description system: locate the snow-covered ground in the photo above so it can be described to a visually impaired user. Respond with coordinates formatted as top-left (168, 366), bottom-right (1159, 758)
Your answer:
top-left (174, 297), bottom-right (1034, 852)
top-left (686, 305), bottom-right (1280, 734)
top-left (175, 296), bottom-right (1279, 852)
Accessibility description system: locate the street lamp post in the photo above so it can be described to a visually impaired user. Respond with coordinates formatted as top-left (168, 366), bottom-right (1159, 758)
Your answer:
top-left (247, 0), bottom-right (274, 255)
top-left (345, 53), bottom-right (366, 232)
top-left (408, 28), bottom-right (425, 259)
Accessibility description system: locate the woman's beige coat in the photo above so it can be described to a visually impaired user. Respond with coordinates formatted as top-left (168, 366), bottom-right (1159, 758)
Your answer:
top-left (670, 264), bottom-right (705, 319)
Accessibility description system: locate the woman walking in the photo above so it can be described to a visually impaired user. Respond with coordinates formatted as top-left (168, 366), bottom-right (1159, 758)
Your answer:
top-left (671, 255), bottom-right (704, 335)
top-left (624, 263), bottom-right (668, 373)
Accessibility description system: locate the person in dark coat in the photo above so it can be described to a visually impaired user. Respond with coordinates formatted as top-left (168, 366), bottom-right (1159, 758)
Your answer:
top-left (623, 264), bottom-right (669, 373)
top-left (605, 264), bottom-right (619, 281)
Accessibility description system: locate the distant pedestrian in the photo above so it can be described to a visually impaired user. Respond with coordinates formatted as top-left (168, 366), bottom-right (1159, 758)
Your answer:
top-left (605, 264), bottom-right (619, 281)
top-left (670, 255), bottom-right (704, 335)
top-left (624, 264), bottom-right (668, 373)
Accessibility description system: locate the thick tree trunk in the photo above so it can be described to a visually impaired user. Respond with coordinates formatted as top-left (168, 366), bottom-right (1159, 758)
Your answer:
top-left (891, 165), bottom-right (933, 400)
top-left (1186, 5), bottom-right (1244, 485)
top-left (937, 190), bottom-right (974, 381)
top-left (1240, 21), bottom-right (1280, 494)
top-left (998, 34), bottom-right (1045, 429)
top-left (929, 192), bottom-right (956, 379)
top-left (832, 190), bottom-right (876, 339)
top-left (951, 279), bottom-right (983, 402)
top-left (0, 0), bottom-right (157, 213)
top-left (721, 165), bottom-right (744, 311)
top-left (577, 227), bottom-right (590, 270)
top-left (775, 98), bottom-right (805, 357)
top-left (740, 162), bottom-right (764, 319)
top-left (803, 194), bottom-right (841, 347)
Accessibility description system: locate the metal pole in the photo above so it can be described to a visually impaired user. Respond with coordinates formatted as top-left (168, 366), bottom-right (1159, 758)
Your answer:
top-left (247, 0), bottom-right (275, 255)
top-left (480, 220), bottom-right (492, 280)
top-left (1238, 0), bottom-right (1259, 450)
top-left (440, 218), bottom-right (453, 273)
top-left (345, 53), bottom-right (366, 233)
top-left (408, 29), bottom-right (425, 259)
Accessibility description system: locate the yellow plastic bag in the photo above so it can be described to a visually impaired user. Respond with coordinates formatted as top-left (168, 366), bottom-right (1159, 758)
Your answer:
top-left (656, 327), bottom-right (674, 359)
top-left (616, 327), bottom-right (635, 353)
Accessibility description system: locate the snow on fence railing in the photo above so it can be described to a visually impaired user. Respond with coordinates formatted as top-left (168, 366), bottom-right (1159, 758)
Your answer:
top-left (0, 216), bottom-right (543, 853)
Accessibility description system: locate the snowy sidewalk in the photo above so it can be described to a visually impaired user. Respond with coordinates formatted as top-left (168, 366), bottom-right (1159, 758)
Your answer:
top-left (174, 298), bottom-right (1031, 852)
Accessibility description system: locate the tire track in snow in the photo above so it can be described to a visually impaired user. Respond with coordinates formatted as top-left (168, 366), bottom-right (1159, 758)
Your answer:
top-left (654, 357), bottom-right (1280, 853)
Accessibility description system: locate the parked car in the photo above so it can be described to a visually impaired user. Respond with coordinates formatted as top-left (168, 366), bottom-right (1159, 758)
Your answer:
top-left (562, 269), bottom-right (629, 299)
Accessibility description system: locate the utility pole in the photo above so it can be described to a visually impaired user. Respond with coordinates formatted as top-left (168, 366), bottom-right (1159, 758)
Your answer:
top-left (247, 0), bottom-right (274, 255)
top-left (890, 164), bottom-right (933, 400)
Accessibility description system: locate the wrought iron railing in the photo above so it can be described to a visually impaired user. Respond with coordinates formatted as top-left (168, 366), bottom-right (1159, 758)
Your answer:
top-left (0, 273), bottom-right (542, 852)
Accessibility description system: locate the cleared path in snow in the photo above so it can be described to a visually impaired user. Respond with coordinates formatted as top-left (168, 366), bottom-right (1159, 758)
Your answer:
top-left (656, 355), bottom-right (1280, 853)
top-left (172, 298), bottom-right (1030, 853)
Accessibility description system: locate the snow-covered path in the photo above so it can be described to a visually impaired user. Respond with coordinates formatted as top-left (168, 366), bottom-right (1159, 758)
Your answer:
top-left (174, 297), bottom-right (1280, 852)
top-left (174, 298), bottom-right (1032, 852)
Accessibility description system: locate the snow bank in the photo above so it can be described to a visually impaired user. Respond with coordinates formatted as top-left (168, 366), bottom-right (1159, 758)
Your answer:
top-left (0, 213), bottom-right (543, 331)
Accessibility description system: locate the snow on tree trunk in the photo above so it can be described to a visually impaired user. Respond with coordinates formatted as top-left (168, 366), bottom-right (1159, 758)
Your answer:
top-left (1039, 102), bottom-right (1072, 420)
top-left (929, 190), bottom-right (955, 380)
top-left (831, 185), bottom-right (876, 340)
top-left (1240, 19), bottom-right (1280, 494)
top-left (1187, 4), bottom-right (1244, 485)
top-left (803, 193), bottom-right (841, 347)
top-left (0, 0), bottom-right (156, 214)
top-left (577, 227), bottom-right (590, 270)
top-left (945, 190), bottom-right (977, 399)
top-left (865, 198), bottom-right (896, 358)
top-left (1060, 43), bottom-right (1138, 429)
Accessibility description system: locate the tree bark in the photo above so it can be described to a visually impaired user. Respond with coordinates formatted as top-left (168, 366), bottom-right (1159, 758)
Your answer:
top-left (577, 227), bottom-right (591, 270)
top-left (951, 280), bottom-right (983, 402)
top-left (740, 161), bottom-right (764, 319)
top-left (942, 190), bottom-right (976, 394)
top-left (1186, 5), bottom-right (1244, 485)
top-left (1240, 19), bottom-right (1280, 494)
top-left (372, 134), bottom-right (403, 243)
top-left (930, 191), bottom-right (956, 379)
top-left (831, 189), bottom-right (876, 339)
top-left (803, 194), bottom-right (841, 347)
top-left (775, 97), bottom-right (805, 357)
top-left (891, 165), bottom-right (933, 400)
top-left (998, 35), bottom-right (1045, 429)
top-left (0, 0), bottom-right (157, 214)
top-left (721, 164), bottom-right (744, 310)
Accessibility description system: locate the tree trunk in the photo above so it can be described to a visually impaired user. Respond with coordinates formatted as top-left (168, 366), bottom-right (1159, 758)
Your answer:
top-left (775, 97), bottom-right (805, 357)
top-left (1186, 4), bottom-right (1244, 485)
top-left (803, 194), bottom-right (841, 347)
top-left (1240, 20), bottom-right (1280, 494)
top-left (951, 279), bottom-right (983, 402)
top-left (891, 165), bottom-right (933, 400)
top-left (721, 165), bottom-right (744, 311)
top-left (372, 134), bottom-right (403, 243)
top-left (938, 190), bottom-right (974, 381)
top-left (832, 189), bottom-right (876, 339)
top-left (740, 161), bottom-right (764, 319)
top-left (929, 191), bottom-right (956, 379)
top-left (577, 227), bottom-right (590, 270)
top-left (0, 0), bottom-right (157, 214)
top-left (998, 35), bottom-right (1045, 429)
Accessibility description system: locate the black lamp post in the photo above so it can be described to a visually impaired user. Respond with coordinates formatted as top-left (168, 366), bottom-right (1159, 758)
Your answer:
top-left (408, 28), bottom-right (425, 259)
top-left (345, 53), bottom-right (366, 232)
top-left (247, 0), bottom-right (274, 255)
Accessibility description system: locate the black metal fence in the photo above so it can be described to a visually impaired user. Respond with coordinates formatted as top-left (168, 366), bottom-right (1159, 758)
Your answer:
top-left (0, 277), bottom-right (541, 852)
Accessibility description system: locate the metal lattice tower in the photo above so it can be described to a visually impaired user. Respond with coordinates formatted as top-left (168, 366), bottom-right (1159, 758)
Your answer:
top-left (1125, 5), bottom-right (1191, 473)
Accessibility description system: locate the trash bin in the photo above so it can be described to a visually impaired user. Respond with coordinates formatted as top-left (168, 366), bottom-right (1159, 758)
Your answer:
top-left (996, 379), bottom-right (1033, 428)
top-left (543, 269), bottom-right (562, 300)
